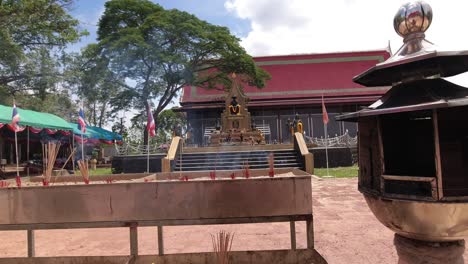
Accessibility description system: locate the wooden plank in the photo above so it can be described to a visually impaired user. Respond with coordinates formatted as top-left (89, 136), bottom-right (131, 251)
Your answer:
top-left (290, 221), bottom-right (296, 250)
top-left (441, 196), bottom-right (468, 202)
top-left (0, 215), bottom-right (310, 231)
top-left (158, 226), bottom-right (164, 256)
top-left (306, 218), bottom-right (314, 249)
top-left (357, 118), bottom-right (372, 189)
top-left (377, 117), bottom-right (385, 193)
top-left (27, 230), bottom-right (34, 258)
top-left (433, 109), bottom-right (443, 200)
top-left (382, 175), bottom-right (435, 182)
top-left (383, 193), bottom-right (436, 202)
top-left (129, 224), bottom-right (138, 256)
top-left (0, 249), bottom-right (327, 264)
top-left (0, 177), bottom-right (312, 226)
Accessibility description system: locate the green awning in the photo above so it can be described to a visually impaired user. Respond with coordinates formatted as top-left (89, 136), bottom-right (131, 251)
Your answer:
top-left (69, 123), bottom-right (123, 141)
top-left (0, 104), bottom-right (72, 130)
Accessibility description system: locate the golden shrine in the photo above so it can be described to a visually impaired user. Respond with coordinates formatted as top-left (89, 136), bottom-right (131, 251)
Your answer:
top-left (209, 75), bottom-right (265, 146)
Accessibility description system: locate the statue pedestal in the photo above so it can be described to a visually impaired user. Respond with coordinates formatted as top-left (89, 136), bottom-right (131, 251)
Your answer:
top-left (394, 234), bottom-right (465, 264)
top-left (209, 129), bottom-right (265, 146)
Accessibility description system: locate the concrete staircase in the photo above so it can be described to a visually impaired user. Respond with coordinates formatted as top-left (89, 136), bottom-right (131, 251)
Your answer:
top-left (174, 149), bottom-right (302, 172)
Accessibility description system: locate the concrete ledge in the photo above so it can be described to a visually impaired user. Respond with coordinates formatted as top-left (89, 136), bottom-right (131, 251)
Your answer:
top-left (0, 249), bottom-right (327, 264)
top-left (184, 144), bottom-right (294, 153)
top-left (0, 174), bottom-right (312, 225)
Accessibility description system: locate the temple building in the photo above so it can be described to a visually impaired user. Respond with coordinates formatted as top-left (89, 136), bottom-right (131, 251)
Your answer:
top-left (179, 49), bottom-right (391, 146)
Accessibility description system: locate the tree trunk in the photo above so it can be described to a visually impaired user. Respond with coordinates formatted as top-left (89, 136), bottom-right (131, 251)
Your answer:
top-left (98, 102), bottom-right (107, 128)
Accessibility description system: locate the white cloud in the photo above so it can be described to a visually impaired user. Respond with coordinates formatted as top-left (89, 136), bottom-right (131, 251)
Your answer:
top-left (225, 0), bottom-right (468, 56)
top-left (225, 0), bottom-right (468, 85)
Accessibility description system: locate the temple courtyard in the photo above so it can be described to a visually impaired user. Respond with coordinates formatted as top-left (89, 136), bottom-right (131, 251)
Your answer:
top-left (0, 177), bottom-right (466, 263)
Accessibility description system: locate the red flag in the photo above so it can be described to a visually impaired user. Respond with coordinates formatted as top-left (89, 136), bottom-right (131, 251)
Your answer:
top-left (147, 103), bottom-right (156, 137)
top-left (78, 107), bottom-right (87, 133)
top-left (322, 95), bottom-right (329, 125)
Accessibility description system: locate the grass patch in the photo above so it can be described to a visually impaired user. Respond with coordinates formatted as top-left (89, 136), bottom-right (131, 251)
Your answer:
top-left (74, 167), bottom-right (112, 176)
top-left (314, 166), bottom-right (358, 178)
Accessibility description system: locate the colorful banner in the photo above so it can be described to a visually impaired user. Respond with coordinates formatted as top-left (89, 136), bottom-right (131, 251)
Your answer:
top-left (60, 130), bottom-right (72, 136)
top-left (44, 128), bottom-right (58, 135)
top-left (6, 124), bottom-right (26, 132)
top-left (29, 127), bottom-right (43, 134)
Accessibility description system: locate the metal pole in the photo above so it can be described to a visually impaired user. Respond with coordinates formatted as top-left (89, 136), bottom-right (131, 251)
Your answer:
top-left (15, 130), bottom-right (19, 177)
top-left (146, 131), bottom-right (150, 173)
top-left (81, 133), bottom-right (84, 162)
top-left (27, 128), bottom-right (29, 176)
top-left (72, 133), bottom-right (75, 172)
top-left (179, 138), bottom-right (183, 177)
top-left (324, 123), bottom-right (330, 176)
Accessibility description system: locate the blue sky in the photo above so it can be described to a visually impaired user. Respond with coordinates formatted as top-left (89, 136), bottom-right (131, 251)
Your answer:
top-left (67, 0), bottom-right (468, 129)
top-left (69, 0), bottom-right (250, 52)
top-left (69, 1), bottom-right (468, 58)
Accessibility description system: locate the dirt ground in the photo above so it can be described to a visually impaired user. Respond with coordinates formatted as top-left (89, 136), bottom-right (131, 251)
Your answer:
top-left (0, 177), bottom-right (466, 263)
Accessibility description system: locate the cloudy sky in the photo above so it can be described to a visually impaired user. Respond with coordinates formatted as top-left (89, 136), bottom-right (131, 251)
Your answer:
top-left (71, 0), bottom-right (468, 85)
top-left (72, 0), bottom-right (468, 54)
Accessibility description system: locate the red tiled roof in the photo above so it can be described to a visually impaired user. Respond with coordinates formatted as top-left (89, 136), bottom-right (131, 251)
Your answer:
top-left (180, 49), bottom-right (391, 108)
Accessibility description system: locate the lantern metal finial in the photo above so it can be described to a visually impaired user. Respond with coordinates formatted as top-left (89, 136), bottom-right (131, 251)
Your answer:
top-left (352, 1), bottom-right (468, 86)
top-left (393, 1), bottom-right (433, 40)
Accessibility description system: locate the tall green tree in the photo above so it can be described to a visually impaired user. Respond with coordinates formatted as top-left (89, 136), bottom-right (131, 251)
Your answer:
top-left (0, 0), bottom-right (86, 98)
top-left (64, 44), bottom-right (123, 128)
top-left (96, 0), bottom-right (270, 142)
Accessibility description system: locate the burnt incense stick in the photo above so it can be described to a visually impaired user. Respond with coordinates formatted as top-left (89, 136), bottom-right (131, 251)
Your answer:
top-left (78, 159), bottom-right (89, 184)
top-left (211, 230), bottom-right (235, 264)
top-left (42, 142), bottom-right (61, 185)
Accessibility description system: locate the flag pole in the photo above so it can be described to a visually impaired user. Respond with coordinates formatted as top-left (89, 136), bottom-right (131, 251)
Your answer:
top-left (321, 94), bottom-right (330, 177)
top-left (147, 129), bottom-right (150, 173)
top-left (72, 132), bottom-right (75, 172)
top-left (324, 123), bottom-right (330, 177)
top-left (80, 104), bottom-right (85, 164)
top-left (14, 129), bottom-right (19, 178)
top-left (12, 101), bottom-right (21, 187)
top-left (27, 127), bottom-right (30, 177)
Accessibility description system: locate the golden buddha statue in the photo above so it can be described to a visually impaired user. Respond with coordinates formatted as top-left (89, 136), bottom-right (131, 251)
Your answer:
top-left (228, 96), bottom-right (241, 115)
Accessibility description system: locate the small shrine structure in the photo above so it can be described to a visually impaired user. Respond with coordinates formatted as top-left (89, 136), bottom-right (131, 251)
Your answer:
top-left (209, 74), bottom-right (265, 146)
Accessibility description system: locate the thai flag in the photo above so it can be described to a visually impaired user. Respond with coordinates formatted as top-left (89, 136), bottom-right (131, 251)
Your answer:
top-left (78, 108), bottom-right (87, 133)
top-left (11, 103), bottom-right (20, 131)
top-left (322, 95), bottom-right (329, 125)
top-left (147, 104), bottom-right (156, 137)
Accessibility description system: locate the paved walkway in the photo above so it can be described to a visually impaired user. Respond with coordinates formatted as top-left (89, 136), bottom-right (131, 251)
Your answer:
top-left (0, 177), bottom-right (466, 263)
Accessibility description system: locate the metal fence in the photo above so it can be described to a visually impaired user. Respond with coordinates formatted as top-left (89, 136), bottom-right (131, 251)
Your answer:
top-left (114, 143), bottom-right (167, 156)
top-left (306, 130), bottom-right (357, 148)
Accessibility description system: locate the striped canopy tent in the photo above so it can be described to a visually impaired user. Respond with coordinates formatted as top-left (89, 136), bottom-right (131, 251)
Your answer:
top-left (0, 105), bottom-right (74, 176)
top-left (0, 104), bottom-right (72, 135)
top-left (69, 123), bottom-right (123, 145)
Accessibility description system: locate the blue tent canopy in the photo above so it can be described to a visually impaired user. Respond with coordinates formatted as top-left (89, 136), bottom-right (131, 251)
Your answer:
top-left (69, 123), bottom-right (122, 142)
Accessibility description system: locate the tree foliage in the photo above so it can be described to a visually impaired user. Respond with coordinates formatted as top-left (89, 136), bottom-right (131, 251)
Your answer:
top-left (95, 0), bottom-right (270, 140)
top-left (64, 44), bottom-right (123, 128)
top-left (0, 0), bottom-right (86, 97)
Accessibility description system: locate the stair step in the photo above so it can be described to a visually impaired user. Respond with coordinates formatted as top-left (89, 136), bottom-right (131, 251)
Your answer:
top-left (174, 164), bottom-right (302, 171)
top-left (173, 149), bottom-right (304, 172)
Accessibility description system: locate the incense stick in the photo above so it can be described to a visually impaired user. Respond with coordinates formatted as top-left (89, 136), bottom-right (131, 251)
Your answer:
top-left (211, 230), bottom-right (235, 264)
top-left (50, 148), bottom-right (76, 185)
top-left (42, 142), bottom-right (61, 185)
top-left (78, 159), bottom-right (89, 184)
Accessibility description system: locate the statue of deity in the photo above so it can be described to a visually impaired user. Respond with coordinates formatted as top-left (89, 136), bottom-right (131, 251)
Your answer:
top-left (297, 118), bottom-right (304, 134)
top-left (228, 96), bottom-right (241, 115)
